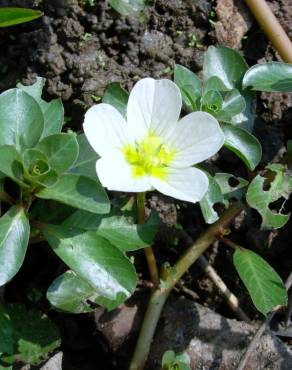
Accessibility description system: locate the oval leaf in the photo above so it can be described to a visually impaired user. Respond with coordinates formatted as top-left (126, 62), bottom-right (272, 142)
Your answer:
top-left (222, 124), bottom-right (262, 170)
top-left (18, 77), bottom-right (64, 138)
top-left (42, 226), bottom-right (137, 301)
top-left (174, 64), bottom-right (201, 111)
top-left (203, 46), bottom-right (248, 90)
top-left (36, 133), bottom-right (79, 174)
top-left (243, 62), bottom-right (292, 92)
top-left (0, 206), bottom-right (30, 286)
top-left (63, 210), bottom-right (160, 252)
top-left (233, 248), bottom-right (287, 315)
top-left (36, 174), bottom-right (110, 214)
top-left (47, 270), bottom-right (130, 313)
top-left (0, 7), bottom-right (42, 27)
top-left (0, 89), bottom-right (44, 151)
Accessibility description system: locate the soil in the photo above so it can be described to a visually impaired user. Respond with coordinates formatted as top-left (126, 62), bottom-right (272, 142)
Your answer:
top-left (1, 0), bottom-right (292, 369)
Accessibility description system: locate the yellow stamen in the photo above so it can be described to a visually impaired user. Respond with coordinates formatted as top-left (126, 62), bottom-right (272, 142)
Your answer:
top-left (123, 132), bottom-right (176, 180)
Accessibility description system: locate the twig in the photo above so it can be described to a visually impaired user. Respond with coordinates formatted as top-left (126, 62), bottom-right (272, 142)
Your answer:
top-left (129, 202), bottom-right (242, 370)
top-left (244, 0), bottom-right (292, 63)
top-left (175, 282), bottom-right (199, 300)
top-left (180, 231), bottom-right (250, 322)
top-left (236, 271), bottom-right (292, 370)
top-left (136, 192), bottom-right (160, 288)
top-left (197, 255), bottom-right (251, 323)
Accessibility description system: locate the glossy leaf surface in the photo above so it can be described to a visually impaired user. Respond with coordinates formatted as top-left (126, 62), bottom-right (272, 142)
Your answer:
top-left (0, 89), bottom-right (43, 151)
top-left (0, 207), bottom-right (30, 287)
top-left (43, 225), bottom-right (137, 302)
top-left (222, 124), bottom-right (262, 170)
top-left (234, 248), bottom-right (287, 315)
top-left (243, 62), bottom-right (292, 92)
top-left (37, 174), bottom-right (110, 214)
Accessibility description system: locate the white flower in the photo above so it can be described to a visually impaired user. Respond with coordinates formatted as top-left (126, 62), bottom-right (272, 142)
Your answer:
top-left (83, 78), bottom-right (224, 203)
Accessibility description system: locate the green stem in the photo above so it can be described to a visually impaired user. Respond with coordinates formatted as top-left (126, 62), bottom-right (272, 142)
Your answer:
top-left (136, 192), bottom-right (160, 288)
top-left (129, 202), bottom-right (242, 370)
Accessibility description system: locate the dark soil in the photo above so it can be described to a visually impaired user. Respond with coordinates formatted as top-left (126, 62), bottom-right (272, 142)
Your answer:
top-left (1, 0), bottom-right (292, 369)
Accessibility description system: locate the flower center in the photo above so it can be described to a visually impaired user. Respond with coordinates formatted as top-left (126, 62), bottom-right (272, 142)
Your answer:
top-left (123, 133), bottom-right (176, 179)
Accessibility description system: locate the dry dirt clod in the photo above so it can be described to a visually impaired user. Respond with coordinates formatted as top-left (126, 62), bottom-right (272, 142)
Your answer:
top-left (214, 0), bottom-right (253, 49)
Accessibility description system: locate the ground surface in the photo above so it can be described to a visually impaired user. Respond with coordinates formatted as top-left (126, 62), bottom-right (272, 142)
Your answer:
top-left (1, 0), bottom-right (292, 369)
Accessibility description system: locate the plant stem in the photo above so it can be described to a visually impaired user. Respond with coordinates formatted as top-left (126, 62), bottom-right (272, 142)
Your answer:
top-left (244, 0), bottom-right (292, 63)
top-left (136, 192), bottom-right (160, 288)
top-left (221, 237), bottom-right (240, 250)
top-left (0, 191), bottom-right (14, 205)
top-left (129, 202), bottom-right (242, 370)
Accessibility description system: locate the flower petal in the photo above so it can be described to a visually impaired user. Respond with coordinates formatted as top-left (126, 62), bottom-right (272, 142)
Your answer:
top-left (150, 167), bottom-right (208, 203)
top-left (96, 155), bottom-right (151, 193)
top-left (169, 112), bottom-right (225, 167)
top-left (127, 78), bottom-right (182, 141)
top-left (83, 103), bottom-right (133, 157)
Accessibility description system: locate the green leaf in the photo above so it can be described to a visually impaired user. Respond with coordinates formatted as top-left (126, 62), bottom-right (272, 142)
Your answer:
top-left (47, 270), bottom-right (129, 313)
top-left (22, 149), bottom-right (59, 188)
top-left (204, 76), bottom-right (228, 92)
top-left (222, 124), bottom-right (262, 170)
top-left (246, 163), bottom-right (292, 229)
top-left (36, 133), bottom-right (79, 174)
top-left (108, 0), bottom-right (146, 17)
top-left (214, 173), bottom-right (248, 199)
top-left (233, 248), bottom-right (287, 315)
top-left (102, 82), bottom-right (129, 117)
top-left (203, 46), bottom-right (248, 90)
top-left (17, 77), bottom-right (64, 138)
top-left (199, 171), bottom-right (249, 224)
top-left (199, 173), bottom-right (224, 224)
top-left (63, 210), bottom-right (160, 252)
top-left (0, 7), bottom-right (42, 27)
top-left (42, 226), bottom-right (137, 302)
top-left (216, 89), bottom-right (246, 122)
top-left (162, 350), bottom-right (176, 368)
top-left (162, 350), bottom-right (190, 370)
top-left (96, 212), bottom-right (160, 251)
top-left (228, 90), bottom-right (256, 132)
top-left (243, 62), bottom-right (292, 92)
top-left (36, 174), bottom-right (110, 214)
top-left (0, 206), bottom-right (30, 286)
top-left (174, 64), bottom-right (201, 111)
top-left (201, 90), bottom-right (223, 113)
top-left (69, 134), bottom-right (99, 180)
top-left (0, 146), bottom-right (28, 188)
top-left (0, 304), bottom-right (60, 365)
top-left (0, 89), bottom-right (44, 151)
